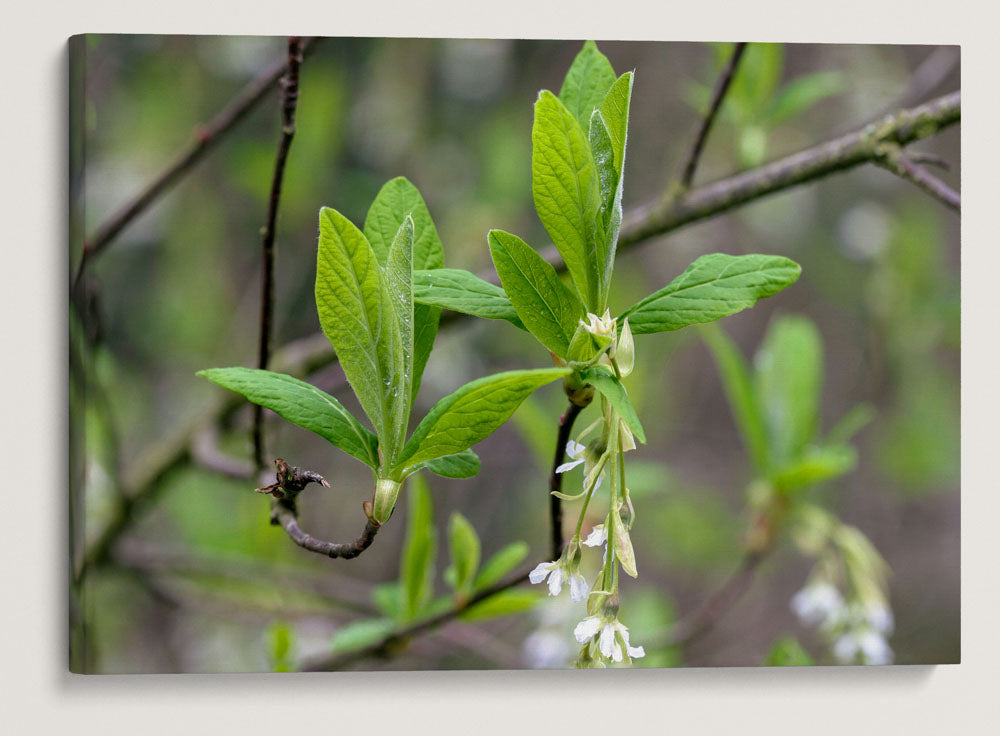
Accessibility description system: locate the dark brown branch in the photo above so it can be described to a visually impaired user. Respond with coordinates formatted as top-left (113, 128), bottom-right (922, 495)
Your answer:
top-left (253, 37), bottom-right (305, 469)
top-left (261, 458), bottom-right (381, 560)
top-left (81, 92), bottom-right (961, 577)
top-left (301, 568), bottom-right (532, 671)
top-left (271, 504), bottom-right (381, 560)
top-left (664, 550), bottom-right (766, 647)
top-left (676, 42), bottom-right (747, 191)
top-left (875, 143), bottom-right (961, 211)
top-left (72, 37), bottom-right (321, 289)
top-left (549, 400), bottom-right (586, 560)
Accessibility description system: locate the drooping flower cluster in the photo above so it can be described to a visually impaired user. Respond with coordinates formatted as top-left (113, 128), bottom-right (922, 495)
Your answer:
top-left (790, 580), bottom-right (894, 665)
top-left (528, 323), bottom-right (647, 667)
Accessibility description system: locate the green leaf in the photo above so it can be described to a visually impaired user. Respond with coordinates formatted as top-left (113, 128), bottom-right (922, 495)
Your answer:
top-left (558, 40), bottom-right (617, 131)
top-left (413, 449), bottom-right (482, 479)
top-left (385, 215), bottom-right (415, 423)
top-left (364, 178), bottom-right (445, 403)
top-left (588, 110), bottom-right (622, 293)
top-left (473, 541), bottom-right (529, 590)
top-left (363, 176), bottom-right (445, 270)
top-left (772, 444), bottom-right (857, 495)
top-left (459, 589), bottom-right (541, 622)
top-left (488, 229), bottom-right (584, 357)
top-left (700, 324), bottom-right (770, 476)
top-left (578, 366), bottom-right (646, 443)
top-left (316, 207), bottom-right (407, 463)
top-left (197, 367), bottom-right (378, 468)
top-left (621, 253), bottom-right (801, 335)
top-left (445, 512), bottom-right (481, 595)
top-left (763, 636), bottom-right (814, 666)
top-left (413, 268), bottom-right (525, 329)
top-left (396, 368), bottom-right (571, 469)
top-left (764, 70), bottom-right (845, 127)
top-left (825, 404), bottom-right (875, 445)
top-left (371, 582), bottom-right (401, 619)
top-left (532, 90), bottom-right (603, 310)
top-left (399, 476), bottom-right (436, 622)
top-left (600, 72), bottom-right (634, 179)
top-left (330, 618), bottom-right (396, 653)
top-left (266, 621), bottom-right (294, 672)
top-left (755, 315), bottom-right (822, 464)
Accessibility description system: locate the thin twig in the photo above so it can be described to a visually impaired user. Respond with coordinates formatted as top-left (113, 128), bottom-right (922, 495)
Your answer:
top-left (301, 568), bottom-right (532, 671)
top-left (663, 550), bottom-right (766, 648)
top-left (79, 91), bottom-right (961, 578)
top-left (549, 401), bottom-right (586, 560)
top-left (72, 37), bottom-right (321, 290)
top-left (676, 42), bottom-right (747, 191)
top-left (875, 143), bottom-right (961, 211)
top-left (259, 458), bottom-right (382, 560)
top-left (253, 37), bottom-right (305, 469)
top-left (271, 504), bottom-right (381, 560)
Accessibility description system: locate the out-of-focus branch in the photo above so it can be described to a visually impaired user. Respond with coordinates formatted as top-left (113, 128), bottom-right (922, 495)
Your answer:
top-left (621, 90), bottom-right (961, 248)
top-left (875, 142), bottom-right (961, 211)
top-left (81, 91), bottom-right (961, 578)
top-left (664, 550), bottom-right (766, 648)
top-left (549, 400), bottom-right (586, 560)
top-left (72, 37), bottom-right (321, 289)
top-left (674, 42), bottom-right (747, 192)
top-left (253, 37), bottom-right (304, 469)
top-left (301, 568), bottom-right (532, 671)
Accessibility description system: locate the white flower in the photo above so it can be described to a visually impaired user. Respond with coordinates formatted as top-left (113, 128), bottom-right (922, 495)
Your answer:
top-left (864, 601), bottom-right (894, 635)
top-left (583, 524), bottom-right (607, 548)
top-left (573, 615), bottom-right (602, 643)
top-left (523, 630), bottom-right (570, 668)
top-left (791, 582), bottom-right (845, 629)
top-left (575, 615), bottom-right (645, 664)
top-left (580, 309), bottom-right (616, 340)
top-left (857, 630), bottom-right (893, 665)
top-left (568, 569), bottom-right (589, 602)
top-left (556, 440), bottom-right (587, 474)
top-left (832, 629), bottom-right (893, 665)
top-left (529, 559), bottom-right (589, 602)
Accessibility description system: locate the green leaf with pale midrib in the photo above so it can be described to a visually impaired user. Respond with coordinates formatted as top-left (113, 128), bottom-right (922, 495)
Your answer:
top-left (532, 90), bottom-right (602, 311)
top-left (395, 368), bottom-right (571, 469)
top-left (621, 253), bottom-right (802, 335)
top-left (384, 216), bottom-right (415, 449)
top-left (413, 268), bottom-right (524, 329)
top-left (364, 176), bottom-right (445, 270)
top-left (488, 229), bottom-right (583, 357)
top-left (364, 177), bottom-right (445, 404)
top-left (316, 207), bottom-right (407, 463)
top-left (559, 40), bottom-right (617, 131)
top-left (578, 366), bottom-right (646, 443)
top-left (197, 367), bottom-right (378, 468)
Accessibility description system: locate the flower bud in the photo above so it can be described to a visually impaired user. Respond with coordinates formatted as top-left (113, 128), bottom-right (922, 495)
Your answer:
top-left (613, 318), bottom-right (634, 376)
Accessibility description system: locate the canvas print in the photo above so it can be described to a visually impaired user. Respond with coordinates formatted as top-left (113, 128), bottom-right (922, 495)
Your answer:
top-left (69, 36), bottom-right (960, 673)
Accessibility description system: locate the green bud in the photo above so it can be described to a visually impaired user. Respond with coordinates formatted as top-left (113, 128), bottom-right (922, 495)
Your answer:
top-left (613, 318), bottom-right (634, 376)
top-left (372, 477), bottom-right (402, 524)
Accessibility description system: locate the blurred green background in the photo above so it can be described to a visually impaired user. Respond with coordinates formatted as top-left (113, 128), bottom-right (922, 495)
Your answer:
top-left (69, 36), bottom-right (960, 672)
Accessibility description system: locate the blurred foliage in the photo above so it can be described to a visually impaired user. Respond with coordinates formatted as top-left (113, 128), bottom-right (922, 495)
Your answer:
top-left (73, 36), bottom-right (959, 672)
